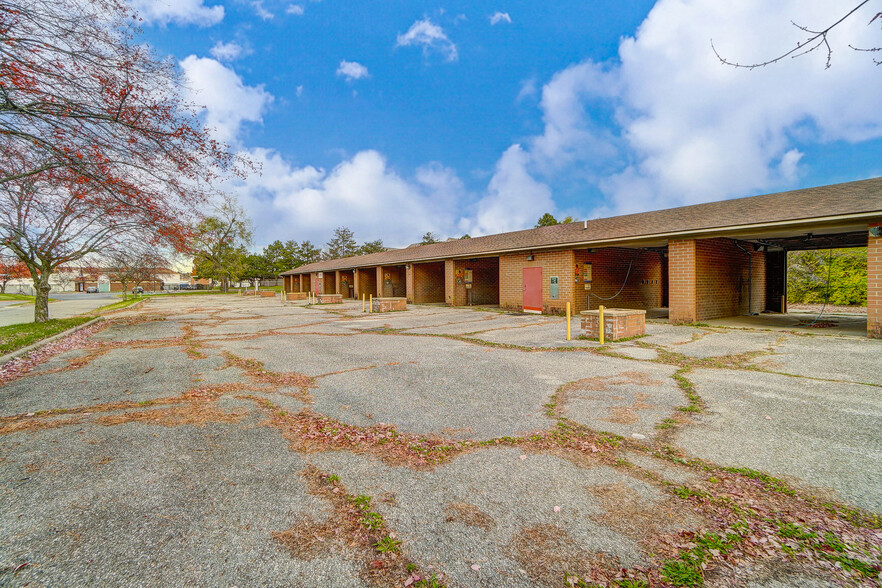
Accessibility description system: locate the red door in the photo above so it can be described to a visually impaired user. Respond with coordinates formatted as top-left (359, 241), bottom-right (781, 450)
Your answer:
top-left (523, 267), bottom-right (542, 313)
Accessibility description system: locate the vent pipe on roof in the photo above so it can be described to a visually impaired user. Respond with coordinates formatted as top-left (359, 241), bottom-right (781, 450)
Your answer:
top-left (583, 220), bottom-right (587, 229)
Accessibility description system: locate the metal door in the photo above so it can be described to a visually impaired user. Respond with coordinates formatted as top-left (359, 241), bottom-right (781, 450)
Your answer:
top-left (523, 267), bottom-right (542, 313)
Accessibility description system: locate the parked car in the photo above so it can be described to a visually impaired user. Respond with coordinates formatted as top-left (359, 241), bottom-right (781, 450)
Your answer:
top-left (85, 286), bottom-right (98, 293)
top-left (132, 286), bottom-right (143, 294)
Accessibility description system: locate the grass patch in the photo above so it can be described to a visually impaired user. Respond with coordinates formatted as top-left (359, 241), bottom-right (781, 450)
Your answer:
top-left (89, 297), bottom-right (145, 314)
top-left (0, 316), bottom-right (94, 355)
top-left (0, 293), bottom-right (36, 301)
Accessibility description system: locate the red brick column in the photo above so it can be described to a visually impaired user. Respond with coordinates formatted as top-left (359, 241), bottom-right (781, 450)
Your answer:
top-left (405, 264), bottom-right (414, 303)
top-left (376, 266), bottom-right (383, 297)
top-left (869, 222), bottom-right (882, 338)
top-left (444, 260), bottom-right (455, 305)
top-left (668, 239), bottom-right (697, 324)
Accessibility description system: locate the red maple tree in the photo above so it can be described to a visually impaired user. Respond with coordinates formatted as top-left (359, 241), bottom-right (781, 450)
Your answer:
top-left (0, 255), bottom-right (27, 293)
top-left (0, 0), bottom-right (248, 321)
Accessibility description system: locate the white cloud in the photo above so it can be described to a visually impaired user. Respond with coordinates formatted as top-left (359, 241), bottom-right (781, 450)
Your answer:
top-left (179, 56), bottom-right (273, 144)
top-left (489, 11), bottom-right (512, 25)
top-left (130, 0), bottom-right (223, 26)
top-left (209, 41), bottom-right (244, 62)
top-left (336, 60), bottom-right (370, 81)
top-left (286, 4), bottom-right (304, 15)
top-left (296, 85), bottom-right (304, 97)
top-left (459, 145), bottom-right (553, 236)
top-left (512, 0), bottom-right (882, 216)
top-left (516, 78), bottom-right (537, 102)
top-left (251, 1), bottom-right (274, 20)
top-left (396, 19), bottom-right (458, 62)
top-left (233, 150), bottom-right (465, 247)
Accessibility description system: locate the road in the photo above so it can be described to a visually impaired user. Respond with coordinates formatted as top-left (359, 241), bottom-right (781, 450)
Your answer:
top-left (0, 292), bottom-right (118, 326)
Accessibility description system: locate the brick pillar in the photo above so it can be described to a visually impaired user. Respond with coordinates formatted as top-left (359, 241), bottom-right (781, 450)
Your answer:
top-left (444, 260), bottom-right (455, 306)
top-left (869, 222), bottom-right (882, 338)
top-left (668, 239), bottom-right (697, 324)
top-left (405, 264), bottom-right (414, 303)
top-left (335, 271), bottom-right (341, 295)
top-left (353, 270), bottom-right (360, 298)
top-left (375, 266), bottom-right (383, 297)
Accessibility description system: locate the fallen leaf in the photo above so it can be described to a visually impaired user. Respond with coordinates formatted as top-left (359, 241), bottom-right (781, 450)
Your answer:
top-left (471, 564), bottom-right (481, 571)
top-left (553, 505), bottom-right (561, 513)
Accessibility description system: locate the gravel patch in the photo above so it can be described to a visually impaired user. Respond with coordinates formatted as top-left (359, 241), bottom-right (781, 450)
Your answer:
top-left (91, 319), bottom-right (183, 342)
top-left (675, 369), bottom-right (882, 513)
top-left (560, 369), bottom-right (683, 439)
top-left (749, 335), bottom-right (882, 385)
top-left (310, 448), bottom-right (693, 588)
top-left (673, 330), bottom-right (781, 358)
top-left (0, 415), bottom-right (366, 588)
top-left (0, 347), bottom-right (226, 415)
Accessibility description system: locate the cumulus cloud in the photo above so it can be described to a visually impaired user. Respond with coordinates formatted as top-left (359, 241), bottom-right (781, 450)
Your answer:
top-left (251, 0), bottom-right (273, 20)
top-left (396, 19), bottom-right (458, 62)
top-left (517, 0), bottom-right (882, 216)
top-left (179, 56), bottom-right (273, 144)
top-left (233, 149), bottom-right (465, 246)
top-left (131, 0), bottom-right (223, 27)
top-left (209, 41), bottom-right (245, 62)
top-left (489, 11), bottom-right (512, 25)
top-left (459, 145), bottom-right (553, 236)
top-left (286, 4), bottom-right (304, 15)
top-left (336, 60), bottom-right (370, 81)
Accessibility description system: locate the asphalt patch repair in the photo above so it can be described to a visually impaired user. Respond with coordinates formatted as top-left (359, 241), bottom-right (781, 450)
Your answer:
top-left (0, 296), bottom-right (880, 587)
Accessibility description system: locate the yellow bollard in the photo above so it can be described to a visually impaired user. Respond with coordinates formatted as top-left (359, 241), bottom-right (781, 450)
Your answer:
top-left (566, 302), bottom-right (571, 341)
top-left (362, 293), bottom-right (366, 312)
top-left (598, 305), bottom-right (605, 345)
top-left (369, 294), bottom-right (373, 313)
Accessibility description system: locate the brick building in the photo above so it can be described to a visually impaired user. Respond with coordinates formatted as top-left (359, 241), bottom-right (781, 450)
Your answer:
top-left (281, 178), bottom-right (882, 338)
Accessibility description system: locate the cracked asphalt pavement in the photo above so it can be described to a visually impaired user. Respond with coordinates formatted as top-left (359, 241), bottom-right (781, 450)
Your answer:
top-left (1, 296), bottom-right (880, 587)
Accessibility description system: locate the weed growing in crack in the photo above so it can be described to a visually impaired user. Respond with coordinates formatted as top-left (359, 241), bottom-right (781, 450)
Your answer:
top-left (374, 535), bottom-right (401, 554)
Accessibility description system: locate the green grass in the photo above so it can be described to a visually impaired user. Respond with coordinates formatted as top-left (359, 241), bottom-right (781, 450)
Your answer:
top-left (0, 293), bottom-right (36, 301)
top-left (0, 316), bottom-right (94, 355)
top-left (89, 297), bottom-right (145, 314)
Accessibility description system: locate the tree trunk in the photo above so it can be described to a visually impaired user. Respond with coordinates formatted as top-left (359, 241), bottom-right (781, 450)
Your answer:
top-left (34, 279), bottom-right (51, 323)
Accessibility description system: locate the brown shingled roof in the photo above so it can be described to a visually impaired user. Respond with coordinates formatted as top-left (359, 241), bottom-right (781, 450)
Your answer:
top-left (281, 177), bottom-right (882, 275)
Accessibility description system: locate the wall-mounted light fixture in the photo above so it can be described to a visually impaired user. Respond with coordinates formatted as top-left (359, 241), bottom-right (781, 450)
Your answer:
top-left (526, 254), bottom-right (534, 261)
top-left (871, 227), bottom-right (882, 237)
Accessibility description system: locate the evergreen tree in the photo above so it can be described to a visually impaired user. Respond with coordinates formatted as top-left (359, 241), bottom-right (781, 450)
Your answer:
top-left (420, 231), bottom-right (440, 245)
top-left (325, 227), bottom-right (358, 259)
top-left (358, 239), bottom-right (386, 255)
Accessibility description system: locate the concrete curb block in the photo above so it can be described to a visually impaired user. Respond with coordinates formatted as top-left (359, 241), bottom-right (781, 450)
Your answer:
top-left (0, 317), bottom-right (105, 366)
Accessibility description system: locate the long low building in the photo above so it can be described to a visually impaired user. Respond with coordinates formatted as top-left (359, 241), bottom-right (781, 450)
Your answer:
top-left (280, 178), bottom-right (882, 338)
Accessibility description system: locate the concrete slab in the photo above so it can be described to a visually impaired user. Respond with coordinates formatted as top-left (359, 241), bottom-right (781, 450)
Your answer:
top-left (705, 312), bottom-right (867, 338)
top-left (0, 418), bottom-right (366, 588)
top-left (675, 369), bottom-right (882, 513)
top-left (673, 330), bottom-right (781, 358)
top-left (310, 448), bottom-right (697, 588)
top-left (750, 334), bottom-right (882, 385)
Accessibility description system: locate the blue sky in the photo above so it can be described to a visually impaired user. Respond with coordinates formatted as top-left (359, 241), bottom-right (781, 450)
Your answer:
top-left (134, 0), bottom-right (882, 248)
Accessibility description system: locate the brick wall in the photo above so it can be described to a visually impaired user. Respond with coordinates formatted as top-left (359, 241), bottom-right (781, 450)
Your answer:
top-left (869, 221), bottom-right (882, 338)
top-left (380, 265), bottom-right (406, 297)
top-left (412, 262), bottom-right (445, 303)
top-left (670, 238), bottom-right (767, 323)
top-left (447, 258), bottom-right (499, 306)
top-left (669, 239), bottom-right (697, 323)
top-left (445, 260), bottom-right (455, 305)
top-left (336, 270), bottom-right (355, 298)
top-left (355, 268), bottom-right (377, 298)
top-left (499, 250), bottom-right (575, 314)
top-left (695, 239), bottom-right (765, 319)
top-left (573, 248), bottom-right (664, 313)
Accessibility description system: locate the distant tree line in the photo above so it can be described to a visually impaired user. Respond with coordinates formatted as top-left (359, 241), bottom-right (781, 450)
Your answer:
top-left (787, 248), bottom-right (867, 306)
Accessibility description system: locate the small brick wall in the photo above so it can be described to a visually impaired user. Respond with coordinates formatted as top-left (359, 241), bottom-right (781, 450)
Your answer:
top-left (412, 262), bottom-right (445, 303)
top-left (869, 221), bottom-right (882, 338)
top-left (499, 249), bottom-right (575, 314)
top-left (372, 297), bottom-right (406, 312)
top-left (581, 308), bottom-right (646, 340)
top-left (286, 291), bottom-right (308, 300)
top-left (316, 293), bottom-right (342, 304)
